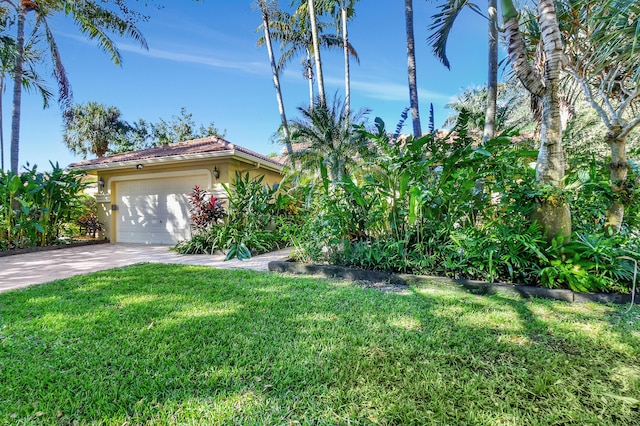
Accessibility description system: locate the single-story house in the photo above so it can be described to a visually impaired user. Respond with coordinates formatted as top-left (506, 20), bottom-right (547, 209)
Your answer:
top-left (68, 136), bottom-right (284, 245)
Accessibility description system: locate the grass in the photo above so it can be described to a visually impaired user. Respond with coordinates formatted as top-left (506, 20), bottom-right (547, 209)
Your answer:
top-left (1, 264), bottom-right (639, 425)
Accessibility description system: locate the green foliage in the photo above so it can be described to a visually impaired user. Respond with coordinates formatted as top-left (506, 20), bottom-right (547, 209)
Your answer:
top-left (63, 102), bottom-right (128, 159)
top-left (174, 173), bottom-right (302, 260)
top-left (292, 112), bottom-right (640, 293)
top-left (222, 172), bottom-right (291, 260)
top-left (296, 113), bottom-right (545, 280)
top-left (289, 96), bottom-right (372, 183)
top-left (0, 163), bottom-right (87, 250)
top-left (541, 233), bottom-right (639, 293)
top-left (110, 107), bottom-right (226, 154)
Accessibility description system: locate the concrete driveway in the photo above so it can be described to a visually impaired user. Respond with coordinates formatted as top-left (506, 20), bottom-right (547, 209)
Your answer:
top-left (0, 243), bottom-right (291, 293)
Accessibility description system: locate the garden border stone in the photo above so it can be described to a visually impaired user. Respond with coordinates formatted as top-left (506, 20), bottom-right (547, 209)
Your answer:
top-left (0, 239), bottom-right (109, 258)
top-left (267, 261), bottom-right (638, 305)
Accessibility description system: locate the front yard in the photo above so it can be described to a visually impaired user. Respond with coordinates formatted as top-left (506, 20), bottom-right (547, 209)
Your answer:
top-left (1, 265), bottom-right (639, 425)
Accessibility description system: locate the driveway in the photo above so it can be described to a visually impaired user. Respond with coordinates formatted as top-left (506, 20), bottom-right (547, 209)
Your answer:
top-left (0, 243), bottom-right (291, 293)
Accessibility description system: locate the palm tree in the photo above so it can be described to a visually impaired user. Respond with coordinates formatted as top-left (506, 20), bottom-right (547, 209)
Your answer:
top-left (257, 0), bottom-right (294, 161)
top-left (325, 0), bottom-right (359, 116)
top-left (427, 0), bottom-right (499, 142)
top-left (500, 0), bottom-right (571, 241)
top-left (261, 8), bottom-right (358, 108)
top-left (292, 0), bottom-right (327, 105)
top-left (0, 31), bottom-right (53, 171)
top-left (4, 0), bottom-right (147, 173)
top-left (290, 95), bottom-right (370, 184)
top-left (405, 0), bottom-right (421, 138)
top-left (63, 102), bottom-right (126, 158)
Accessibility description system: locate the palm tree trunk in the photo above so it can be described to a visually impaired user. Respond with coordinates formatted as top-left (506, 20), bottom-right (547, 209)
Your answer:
top-left (308, 0), bottom-right (326, 105)
top-left (482, 0), bottom-right (498, 142)
top-left (405, 0), bottom-right (421, 138)
top-left (501, 0), bottom-right (571, 241)
top-left (10, 5), bottom-right (25, 174)
top-left (305, 49), bottom-right (314, 108)
top-left (605, 127), bottom-right (628, 233)
top-left (260, 2), bottom-right (294, 160)
top-left (1, 75), bottom-right (4, 171)
top-left (342, 6), bottom-right (350, 117)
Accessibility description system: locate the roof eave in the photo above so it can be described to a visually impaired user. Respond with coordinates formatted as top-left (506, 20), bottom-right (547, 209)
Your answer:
top-left (68, 149), bottom-right (283, 173)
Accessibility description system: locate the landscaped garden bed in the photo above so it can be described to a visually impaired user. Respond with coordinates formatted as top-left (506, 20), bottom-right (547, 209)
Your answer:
top-left (0, 238), bottom-right (108, 258)
top-left (268, 260), bottom-right (639, 305)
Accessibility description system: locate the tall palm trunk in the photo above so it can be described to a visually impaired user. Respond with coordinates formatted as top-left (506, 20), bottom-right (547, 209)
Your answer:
top-left (10, 4), bottom-right (25, 174)
top-left (1, 74), bottom-right (4, 170)
top-left (482, 0), bottom-right (498, 142)
top-left (341, 6), bottom-right (350, 116)
top-left (305, 49), bottom-right (314, 107)
top-left (501, 0), bottom-right (571, 241)
top-left (308, 0), bottom-right (326, 105)
top-left (405, 0), bottom-right (421, 138)
top-left (260, 1), bottom-right (294, 160)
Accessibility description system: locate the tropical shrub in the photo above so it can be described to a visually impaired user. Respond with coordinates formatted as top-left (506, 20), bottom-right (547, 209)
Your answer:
top-left (174, 173), bottom-right (302, 259)
top-left (0, 163), bottom-right (87, 250)
top-left (188, 185), bottom-right (226, 231)
top-left (292, 112), bottom-right (640, 293)
top-left (540, 233), bottom-right (639, 293)
top-left (77, 214), bottom-right (103, 238)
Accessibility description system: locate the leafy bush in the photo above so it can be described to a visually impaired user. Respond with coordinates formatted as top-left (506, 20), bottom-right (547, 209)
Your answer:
top-left (174, 173), bottom-right (302, 259)
top-left (292, 113), bottom-right (639, 293)
top-left (0, 163), bottom-right (87, 250)
top-left (540, 233), bottom-right (639, 293)
top-left (188, 185), bottom-right (226, 231)
top-left (77, 214), bottom-right (103, 238)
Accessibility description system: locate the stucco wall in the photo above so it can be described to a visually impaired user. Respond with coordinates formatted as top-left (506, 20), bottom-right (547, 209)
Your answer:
top-left (90, 156), bottom-right (283, 242)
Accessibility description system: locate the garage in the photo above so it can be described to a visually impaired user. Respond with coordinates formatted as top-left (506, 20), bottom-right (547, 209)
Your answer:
top-left (115, 174), bottom-right (209, 244)
top-left (67, 136), bottom-right (284, 245)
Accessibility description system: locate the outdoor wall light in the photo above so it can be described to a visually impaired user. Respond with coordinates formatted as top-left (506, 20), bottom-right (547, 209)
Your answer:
top-left (136, 164), bottom-right (144, 170)
top-left (213, 166), bottom-right (220, 179)
top-left (97, 178), bottom-right (105, 191)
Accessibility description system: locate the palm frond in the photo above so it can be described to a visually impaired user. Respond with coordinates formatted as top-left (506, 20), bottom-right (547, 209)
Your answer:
top-left (427, 0), bottom-right (482, 69)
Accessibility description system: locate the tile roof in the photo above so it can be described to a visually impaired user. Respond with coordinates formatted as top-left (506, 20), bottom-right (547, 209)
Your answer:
top-left (67, 136), bottom-right (283, 169)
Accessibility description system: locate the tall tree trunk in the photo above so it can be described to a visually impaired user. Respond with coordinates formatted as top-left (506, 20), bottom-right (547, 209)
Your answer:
top-left (605, 126), bottom-right (628, 233)
top-left (260, 2), bottom-right (294, 161)
top-left (308, 0), bottom-right (325, 105)
top-left (405, 0), bottom-right (421, 138)
top-left (342, 6), bottom-right (350, 117)
top-left (501, 0), bottom-right (571, 241)
top-left (10, 5), bottom-right (25, 174)
top-left (1, 75), bottom-right (4, 171)
top-left (305, 49), bottom-right (314, 108)
top-left (483, 0), bottom-right (498, 142)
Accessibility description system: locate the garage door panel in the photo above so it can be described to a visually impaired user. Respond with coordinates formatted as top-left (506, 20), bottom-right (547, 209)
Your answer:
top-left (116, 175), bottom-right (207, 244)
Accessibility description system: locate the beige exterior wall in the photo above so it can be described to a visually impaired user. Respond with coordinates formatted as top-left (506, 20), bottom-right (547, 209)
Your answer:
top-left (90, 156), bottom-right (283, 242)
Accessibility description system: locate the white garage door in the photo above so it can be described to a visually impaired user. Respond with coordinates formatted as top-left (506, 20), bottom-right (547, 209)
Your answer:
top-left (116, 175), bottom-right (209, 244)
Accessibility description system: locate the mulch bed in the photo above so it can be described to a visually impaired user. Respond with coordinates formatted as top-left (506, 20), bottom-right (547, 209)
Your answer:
top-left (268, 260), bottom-right (639, 305)
top-left (0, 239), bottom-right (109, 258)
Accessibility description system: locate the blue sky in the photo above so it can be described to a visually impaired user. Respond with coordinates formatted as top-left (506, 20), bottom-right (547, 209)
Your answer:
top-left (6, 1), bottom-right (495, 171)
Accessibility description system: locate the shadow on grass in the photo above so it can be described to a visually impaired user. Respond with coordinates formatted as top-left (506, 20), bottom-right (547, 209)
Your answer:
top-left (0, 264), bottom-right (639, 425)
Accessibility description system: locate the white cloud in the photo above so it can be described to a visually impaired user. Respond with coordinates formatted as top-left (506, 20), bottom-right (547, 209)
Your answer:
top-left (325, 76), bottom-right (450, 102)
top-left (60, 32), bottom-right (269, 75)
top-left (118, 42), bottom-right (269, 75)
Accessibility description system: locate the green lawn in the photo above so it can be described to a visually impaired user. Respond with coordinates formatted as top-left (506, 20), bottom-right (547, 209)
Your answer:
top-left (1, 265), bottom-right (639, 425)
